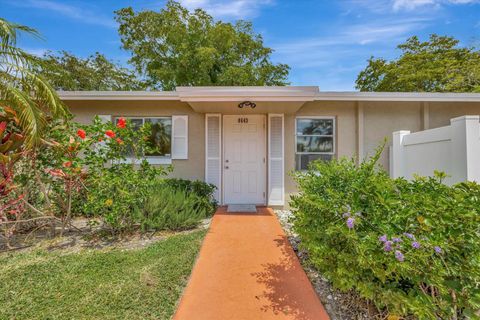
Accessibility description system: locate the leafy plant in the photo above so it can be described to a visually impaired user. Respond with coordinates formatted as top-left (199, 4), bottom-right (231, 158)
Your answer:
top-left (139, 181), bottom-right (215, 231)
top-left (0, 17), bottom-right (67, 147)
top-left (290, 146), bottom-right (480, 319)
top-left (24, 116), bottom-right (167, 233)
top-left (161, 178), bottom-right (217, 214)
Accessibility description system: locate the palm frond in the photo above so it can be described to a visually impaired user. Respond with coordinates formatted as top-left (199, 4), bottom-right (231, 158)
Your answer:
top-left (0, 18), bottom-right (42, 50)
top-left (0, 18), bottom-right (66, 149)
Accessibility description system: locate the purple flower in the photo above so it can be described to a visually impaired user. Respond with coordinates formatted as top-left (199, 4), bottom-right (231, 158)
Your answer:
top-left (378, 234), bottom-right (388, 242)
top-left (403, 233), bottom-right (415, 240)
top-left (384, 241), bottom-right (393, 252)
top-left (434, 246), bottom-right (442, 253)
top-left (395, 250), bottom-right (405, 262)
top-left (412, 241), bottom-right (421, 249)
top-left (392, 237), bottom-right (402, 243)
top-left (342, 212), bottom-right (351, 218)
top-left (346, 217), bottom-right (355, 229)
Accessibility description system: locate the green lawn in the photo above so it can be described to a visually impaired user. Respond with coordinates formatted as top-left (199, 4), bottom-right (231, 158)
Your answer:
top-left (0, 230), bottom-right (206, 320)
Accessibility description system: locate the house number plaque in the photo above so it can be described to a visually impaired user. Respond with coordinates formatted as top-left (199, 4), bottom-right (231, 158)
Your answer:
top-left (238, 118), bottom-right (249, 123)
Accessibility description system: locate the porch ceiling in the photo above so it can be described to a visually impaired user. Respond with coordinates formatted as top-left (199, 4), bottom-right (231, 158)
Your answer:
top-left (176, 86), bottom-right (319, 114)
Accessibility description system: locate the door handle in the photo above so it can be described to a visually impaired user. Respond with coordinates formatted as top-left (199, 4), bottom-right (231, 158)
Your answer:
top-left (225, 166), bottom-right (229, 169)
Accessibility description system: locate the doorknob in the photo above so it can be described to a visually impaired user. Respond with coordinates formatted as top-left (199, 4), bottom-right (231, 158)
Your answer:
top-left (225, 159), bottom-right (229, 163)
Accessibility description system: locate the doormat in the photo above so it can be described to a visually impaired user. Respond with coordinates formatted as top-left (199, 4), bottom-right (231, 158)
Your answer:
top-left (227, 204), bottom-right (257, 213)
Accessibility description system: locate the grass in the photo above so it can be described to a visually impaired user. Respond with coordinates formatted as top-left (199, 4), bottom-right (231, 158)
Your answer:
top-left (0, 230), bottom-right (206, 320)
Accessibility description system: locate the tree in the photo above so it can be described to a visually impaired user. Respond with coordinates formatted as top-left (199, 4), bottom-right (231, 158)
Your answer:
top-left (115, 1), bottom-right (289, 90)
top-left (0, 18), bottom-right (67, 147)
top-left (356, 34), bottom-right (480, 92)
top-left (39, 51), bottom-right (145, 91)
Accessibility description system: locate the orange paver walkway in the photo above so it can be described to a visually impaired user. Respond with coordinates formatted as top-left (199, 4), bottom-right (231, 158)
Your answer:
top-left (174, 207), bottom-right (329, 320)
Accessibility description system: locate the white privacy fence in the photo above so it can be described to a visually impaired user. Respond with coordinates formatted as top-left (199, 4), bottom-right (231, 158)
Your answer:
top-left (390, 115), bottom-right (480, 185)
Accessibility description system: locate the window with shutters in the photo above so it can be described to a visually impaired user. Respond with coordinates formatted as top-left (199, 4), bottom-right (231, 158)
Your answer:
top-left (295, 117), bottom-right (335, 170)
top-left (114, 117), bottom-right (172, 159)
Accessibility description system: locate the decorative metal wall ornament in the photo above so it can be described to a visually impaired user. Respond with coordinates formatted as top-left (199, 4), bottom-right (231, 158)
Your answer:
top-left (238, 101), bottom-right (256, 109)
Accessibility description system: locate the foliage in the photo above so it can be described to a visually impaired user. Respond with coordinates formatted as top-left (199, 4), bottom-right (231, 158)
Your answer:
top-left (0, 18), bottom-right (67, 147)
top-left (290, 148), bottom-right (480, 319)
top-left (138, 179), bottom-right (217, 231)
top-left (162, 178), bottom-right (217, 209)
top-left (115, 0), bottom-right (290, 90)
top-left (356, 34), bottom-right (480, 92)
top-left (85, 163), bottom-right (166, 232)
top-left (21, 116), bottom-right (167, 233)
top-left (140, 182), bottom-right (213, 231)
top-left (0, 230), bottom-right (206, 319)
top-left (38, 51), bottom-right (146, 91)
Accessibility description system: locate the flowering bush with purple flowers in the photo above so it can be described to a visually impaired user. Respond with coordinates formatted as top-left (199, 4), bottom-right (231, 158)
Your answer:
top-left (290, 146), bottom-right (480, 319)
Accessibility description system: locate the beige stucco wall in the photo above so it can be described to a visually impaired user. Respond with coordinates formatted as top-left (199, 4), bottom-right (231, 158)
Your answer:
top-left (362, 101), bottom-right (423, 169)
top-left (66, 100), bottom-right (205, 181)
top-left (428, 102), bottom-right (480, 128)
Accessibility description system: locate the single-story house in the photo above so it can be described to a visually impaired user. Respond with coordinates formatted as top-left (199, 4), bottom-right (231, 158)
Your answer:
top-left (59, 86), bottom-right (480, 208)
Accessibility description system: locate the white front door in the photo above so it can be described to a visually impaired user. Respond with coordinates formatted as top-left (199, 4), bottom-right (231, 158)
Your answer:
top-left (223, 115), bottom-right (266, 205)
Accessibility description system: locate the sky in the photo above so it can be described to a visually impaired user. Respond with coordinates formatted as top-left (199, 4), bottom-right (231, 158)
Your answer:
top-left (1, 0), bottom-right (480, 91)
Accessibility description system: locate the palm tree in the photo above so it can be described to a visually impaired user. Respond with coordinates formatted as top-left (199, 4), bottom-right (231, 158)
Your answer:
top-left (0, 17), bottom-right (67, 148)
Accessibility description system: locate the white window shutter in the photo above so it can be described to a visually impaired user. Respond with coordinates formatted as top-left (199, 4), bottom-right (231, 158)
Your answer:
top-left (268, 114), bottom-right (285, 206)
top-left (205, 114), bottom-right (221, 202)
top-left (98, 115), bottom-right (112, 123)
top-left (172, 115), bottom-right (188, 159)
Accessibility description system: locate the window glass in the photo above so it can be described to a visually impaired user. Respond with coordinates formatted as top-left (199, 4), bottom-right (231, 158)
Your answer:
top-left (115, 117), bottom-right (172, 158)
top-left (296, 118), bottom-right (333, 135)
top-left (145, 118), bottom-right (171, 157)
top-left (295, 117), bottom-right (335, 170)
top-left (296, 136), bottom-right (333, 153)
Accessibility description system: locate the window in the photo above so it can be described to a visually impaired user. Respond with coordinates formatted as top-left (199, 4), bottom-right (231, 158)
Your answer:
top-left (115, 117), bottom-right (172, 158)
top-left (295, 117), bottom-right (335, 170)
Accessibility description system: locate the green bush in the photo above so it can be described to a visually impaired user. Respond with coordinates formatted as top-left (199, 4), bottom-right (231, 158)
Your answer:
top-left (139, 181), bottom-right (215, 231)
top-left (84, 162), bottom-right (166, 232)
top-left (161, 178), bottom-right (217, 216)
top-left (290, 148), bottom-right (480, 319)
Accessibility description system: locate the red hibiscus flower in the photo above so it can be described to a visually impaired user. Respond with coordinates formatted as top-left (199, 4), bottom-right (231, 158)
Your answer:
top-left (117, 117), bottom-right (126, 129)
top-left (77, 129), bottom-right (86, 139)
top-left (63, 161), bottom-right (72, 168)
top-left (105, 130), bottom-right (115, 138)
top-left (116, 138), bottom-right (124, 145)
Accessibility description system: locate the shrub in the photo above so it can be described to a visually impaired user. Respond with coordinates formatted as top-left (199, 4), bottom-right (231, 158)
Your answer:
top-left (84, 162), bottom-right (166, 232)
top-left (22, 116), bottom-right (167, 233)
top-left (139, 181), bottom-right (214, 231)
top-left (290, 147), bottom-right (480, 319)
top-left (161, 178), bottom-right (217, 215)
